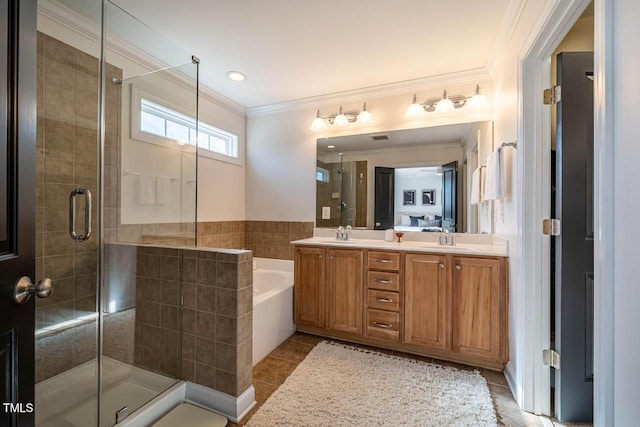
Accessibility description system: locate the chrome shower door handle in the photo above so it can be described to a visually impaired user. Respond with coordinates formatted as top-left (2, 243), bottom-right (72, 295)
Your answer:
top-left (69, 188), bottom-right (92, 242)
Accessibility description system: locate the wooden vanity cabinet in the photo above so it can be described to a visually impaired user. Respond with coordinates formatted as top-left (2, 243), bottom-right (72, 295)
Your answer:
top-left (403, 253), bottom-right (449, 351)
top-left (294, 247), bottom-right (326, 328)
top-left (293, 245), bottom-right (508, 371)
top-left (326, 249), bottom-right (364, 335)
top-left (451, 256), bottom-right (506, 364)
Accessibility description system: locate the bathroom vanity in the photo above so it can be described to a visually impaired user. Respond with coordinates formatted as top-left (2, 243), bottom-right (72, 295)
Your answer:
top-left (291, 237), bottom-right (508, 371)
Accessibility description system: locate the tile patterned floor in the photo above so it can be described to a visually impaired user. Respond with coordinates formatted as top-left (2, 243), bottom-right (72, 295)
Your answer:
top-left (229, 333), bottom-right (591, 427)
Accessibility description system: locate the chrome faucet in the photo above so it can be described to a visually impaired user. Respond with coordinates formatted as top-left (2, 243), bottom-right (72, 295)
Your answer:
top-left (438, 228), bottom-right (455, 246)
top-left (336, 225), bottom-right (351, 241)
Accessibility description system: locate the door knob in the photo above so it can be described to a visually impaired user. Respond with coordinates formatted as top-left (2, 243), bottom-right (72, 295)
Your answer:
top-left (14, 276), bottom-right (52, 304)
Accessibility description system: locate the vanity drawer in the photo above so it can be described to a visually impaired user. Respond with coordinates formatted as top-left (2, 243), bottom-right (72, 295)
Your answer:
top-left (367, 271), bottom-right (400, 292)
top-left (367, 251), bottom-right (400, 271)
top-left (367, 289), bottom-right (400, 312)
top-left (366, 309), bottom-right (400, 341)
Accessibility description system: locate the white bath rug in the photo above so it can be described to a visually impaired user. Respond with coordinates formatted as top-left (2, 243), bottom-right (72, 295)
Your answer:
top-left (246, 341), bottom-right (497, 427)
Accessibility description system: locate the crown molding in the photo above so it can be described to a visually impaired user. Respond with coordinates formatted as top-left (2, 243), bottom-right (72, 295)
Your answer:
top-left (246, 68), bottom-right (494, 118)
top-left (38, 0), bottom-right (247, 118)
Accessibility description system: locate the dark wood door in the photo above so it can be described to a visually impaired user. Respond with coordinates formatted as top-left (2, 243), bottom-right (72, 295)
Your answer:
top-left (374, 167), bottom-right (394, 230)
top-left (0, 1), bottom-right (37, 426)
top-left (554, 51), bottom-right (594, 423)
top-left (442, 161), bottom-right (457, 231)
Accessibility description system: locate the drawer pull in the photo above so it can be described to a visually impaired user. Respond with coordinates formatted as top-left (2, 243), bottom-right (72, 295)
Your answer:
top-left (455, 265), bottom-right (461, 270)
top-left (374, 279), bottom-right (393, 284)
top-left (372, 321), bottom-right (393, 329)
top-left (374, 259), bottom-right (393, 264)
top-left (439, 263), bottom-right (445, 269)
top-left (374, 297), bottom-right (393, 303)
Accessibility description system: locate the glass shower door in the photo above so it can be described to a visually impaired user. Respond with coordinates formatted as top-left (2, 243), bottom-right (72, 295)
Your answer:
top-left (35, 0), bottom-right (199, 425)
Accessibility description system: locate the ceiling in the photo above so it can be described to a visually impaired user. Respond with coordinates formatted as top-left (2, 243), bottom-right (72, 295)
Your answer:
top-left (109, 0), bottom-right (513, 109)
top-left (317, 122), bottom-right (473, 154)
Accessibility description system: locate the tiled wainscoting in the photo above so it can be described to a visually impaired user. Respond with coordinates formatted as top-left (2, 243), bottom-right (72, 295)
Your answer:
top-left (108, 243), bottom-right (254, 397)
top-left (109, 221), bottom-right (314, 260)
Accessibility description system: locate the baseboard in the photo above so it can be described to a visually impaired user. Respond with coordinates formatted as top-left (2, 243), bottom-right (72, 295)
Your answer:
top-left (504, 361), bottom-right (519, 406)
top-left (186, 382), bottom-right (257, 424)
top-left (117, 381), bottom-right (186, 427)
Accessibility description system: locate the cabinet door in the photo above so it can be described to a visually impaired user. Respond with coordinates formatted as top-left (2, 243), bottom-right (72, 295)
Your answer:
top-left (326, 249), bottom-right (363, 335)
top-left (403, 254), bottom-right (449, 350)
top-left (451, 257), bottom-right (502, 361)
top-left (294, 247), bottom-right (326, 328)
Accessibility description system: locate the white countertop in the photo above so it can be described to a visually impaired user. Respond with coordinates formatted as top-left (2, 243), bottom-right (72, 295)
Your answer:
top-left (291, 237), bottom-right (508, 257)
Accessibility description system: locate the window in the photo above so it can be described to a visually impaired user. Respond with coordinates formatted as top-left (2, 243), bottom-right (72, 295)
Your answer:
top-left (133, 88), bottom-right (240, 165)
top-left (316, 167), bottom-right (330, 183)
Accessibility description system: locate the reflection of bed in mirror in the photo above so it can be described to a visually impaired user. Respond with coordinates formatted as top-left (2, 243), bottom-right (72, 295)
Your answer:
top-left (315, 121), bottom-right (495, 234)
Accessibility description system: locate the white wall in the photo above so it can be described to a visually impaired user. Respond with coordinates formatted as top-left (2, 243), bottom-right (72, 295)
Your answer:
top-left (490, 0), bottom-right (556, 407)
top-left (246, 85), bottom-right (492, 222)
top-left (612, 0), bottom-right (640, 423)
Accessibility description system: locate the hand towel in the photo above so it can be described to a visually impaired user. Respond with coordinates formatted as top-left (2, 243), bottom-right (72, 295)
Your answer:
top-left (155, 176), bottom-right (172, 205)
top-left (483, 149), bottom-right (504, 201)
top-left (470, 168), bottom-right (481, 205)
top-left (136, 174), bottom-right (156, 204)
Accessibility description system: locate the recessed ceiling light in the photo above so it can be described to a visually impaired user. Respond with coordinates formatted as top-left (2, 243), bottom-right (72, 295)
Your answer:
top-left (327, 145), bottom-right (336, 149)
top-left (226, 71), bottom-right (246, 82)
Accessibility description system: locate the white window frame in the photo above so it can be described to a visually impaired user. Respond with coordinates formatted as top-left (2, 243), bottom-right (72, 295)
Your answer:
top-left (316, 167), bottom-right (330, 183)
top-left (131, 85), bottom-right (242, 166)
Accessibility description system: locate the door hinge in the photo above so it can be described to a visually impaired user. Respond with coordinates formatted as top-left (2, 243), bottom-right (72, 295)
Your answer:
top-left (542, 219), bottom-right (561, 236)
top-left (543, 85), bottom-right (561, 105)
top-left (543, 349), bottom-right (560, 369)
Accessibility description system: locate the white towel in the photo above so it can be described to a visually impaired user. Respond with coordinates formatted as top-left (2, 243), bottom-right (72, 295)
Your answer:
top-left (136, 174), bottom-right (156, 204)
top-left (155, 176), bottom-right (172, 204)
top-left (483, 150), bottom-right (504, 200)
top-left (470, 168), bottom-right (481, 205)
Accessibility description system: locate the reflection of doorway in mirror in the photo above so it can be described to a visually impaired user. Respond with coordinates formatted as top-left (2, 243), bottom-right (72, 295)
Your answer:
top-left (422, 189), bottom-right (436, 206)
top-left (403, 190), bottom-right (416, 206)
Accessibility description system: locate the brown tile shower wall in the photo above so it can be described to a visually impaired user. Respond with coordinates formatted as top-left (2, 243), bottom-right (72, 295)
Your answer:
top-left (197, 221), bottom-right (246, 249)
top-left (114, 220), bottom-right (314, 261)
top-left (244, 221), bottom-right (314, 260)
top-left (34, 32), bottom-right (122, 381)
top-left (107, 243), bottom-right (254, 397)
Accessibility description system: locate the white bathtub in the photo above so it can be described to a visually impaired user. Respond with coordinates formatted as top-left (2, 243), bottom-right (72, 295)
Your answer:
top-left (252, 257), bottom-right (296, 366)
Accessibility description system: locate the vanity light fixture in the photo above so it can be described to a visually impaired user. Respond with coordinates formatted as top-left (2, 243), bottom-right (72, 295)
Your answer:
top-left (333, 106), bottom-right (349, 127)
top-left (406, 84), bottom-right (489, 117)
top-left (356, 103), bottom-right (373, 124)
top-left (310, 110), bottom-right (327, 131)
top-left (405, 94), bottom-right (424, 119)
top-left (310, 103), bottom-right (374, 131)
top-left (435, 90), bottom-right (455, 113)
top-left (467, 84), bottom-right (489, 109)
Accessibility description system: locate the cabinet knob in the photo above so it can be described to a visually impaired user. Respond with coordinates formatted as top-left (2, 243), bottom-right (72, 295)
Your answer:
top-left (319, 254), bottom-right (323, 259)
top-left (455, 265), bottom-right (461, 270)
top-left (330, 256), bottom-right (335, 260)
top-left (439, 263), bottom-right (445, 269)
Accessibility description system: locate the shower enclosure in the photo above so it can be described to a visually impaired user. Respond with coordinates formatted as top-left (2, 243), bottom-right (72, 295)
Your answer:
top-left (34, 1), bottom-right (199, 425)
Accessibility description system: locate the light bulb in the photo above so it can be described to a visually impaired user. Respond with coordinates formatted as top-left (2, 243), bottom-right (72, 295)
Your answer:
top-left (356, 102), bottom-right (373, 124)
top-left (435, 90), bottom-right (454, 113)
top-left (405, 94), bottom-right (424, 119)
top-left (468, 84), bottom-right (488, 109)
top-left (333, 106), bottom-right (349, 127)
top-left (310, 110), bottom-right (327, 131)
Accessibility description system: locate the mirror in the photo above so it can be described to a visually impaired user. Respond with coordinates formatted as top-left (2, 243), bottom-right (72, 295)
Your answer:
top-left (316, 121), bottom-right (494, 234)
